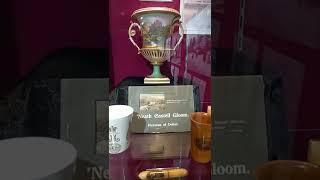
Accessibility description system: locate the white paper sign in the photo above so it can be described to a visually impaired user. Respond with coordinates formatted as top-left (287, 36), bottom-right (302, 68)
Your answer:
top-left (180, 0), bottom-right (211, 34)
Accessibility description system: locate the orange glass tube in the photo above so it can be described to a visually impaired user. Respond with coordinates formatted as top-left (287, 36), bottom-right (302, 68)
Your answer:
top-left (190, 112), bottom-right (212, 163)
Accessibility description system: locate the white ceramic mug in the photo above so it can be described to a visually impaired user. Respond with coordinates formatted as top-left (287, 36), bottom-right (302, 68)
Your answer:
top-left (109, 105), bottom-right (134, 154)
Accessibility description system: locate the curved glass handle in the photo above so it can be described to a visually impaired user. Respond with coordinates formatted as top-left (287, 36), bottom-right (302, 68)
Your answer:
top-left (172, 21), bottom-right (184, 51)
top-left (128, 22), bottom-right (141, 53)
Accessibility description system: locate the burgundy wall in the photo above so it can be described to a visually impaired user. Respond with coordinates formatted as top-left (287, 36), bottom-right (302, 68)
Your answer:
top-left (14, 0), bottom-right (106, 77)
top-left (0, 0), bottom-right (19, 95)
top-left (1, 0), bottom-right (106, 95)
top-left (244, 0), bottom-right (320, 160)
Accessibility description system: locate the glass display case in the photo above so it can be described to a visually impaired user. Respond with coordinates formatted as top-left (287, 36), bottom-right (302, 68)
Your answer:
top-left (1, 0), bottom-right (320, 179)
top-left (108, 1), bottom-right (212, 179)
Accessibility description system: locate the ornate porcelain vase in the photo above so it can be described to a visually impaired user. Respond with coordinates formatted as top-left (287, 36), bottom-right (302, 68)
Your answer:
top-left (128, 7), bottom-right (184, 84)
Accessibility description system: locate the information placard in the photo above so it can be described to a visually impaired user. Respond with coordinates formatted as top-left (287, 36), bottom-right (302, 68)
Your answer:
top-left (128, 85), bottom-right (194, 133)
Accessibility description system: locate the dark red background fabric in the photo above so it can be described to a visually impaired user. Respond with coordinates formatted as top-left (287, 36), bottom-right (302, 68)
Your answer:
top-left (0, 0), bottom-right (106, 95)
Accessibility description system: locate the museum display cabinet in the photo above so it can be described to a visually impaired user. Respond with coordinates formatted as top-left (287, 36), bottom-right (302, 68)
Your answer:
top-left (1, 0), bottom-right (320, 179)
top-left (108, 0), bottom-right (320, 179)
top-left (108, 1), bottom-right (212, 179)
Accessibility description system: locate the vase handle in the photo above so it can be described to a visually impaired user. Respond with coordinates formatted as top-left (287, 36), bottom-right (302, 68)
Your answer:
top-left (128, 22), bottom-right (141, 53)
top-left (172, 21), bottom-right (184, 51)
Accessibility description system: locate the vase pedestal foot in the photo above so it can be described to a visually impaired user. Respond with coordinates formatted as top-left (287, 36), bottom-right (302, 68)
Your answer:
top-left (144, 77), bottom-right (170, 84)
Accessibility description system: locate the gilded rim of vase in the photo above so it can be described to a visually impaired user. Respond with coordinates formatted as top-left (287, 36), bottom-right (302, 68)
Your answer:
top-left (131, 7), bottom-right (181, 21)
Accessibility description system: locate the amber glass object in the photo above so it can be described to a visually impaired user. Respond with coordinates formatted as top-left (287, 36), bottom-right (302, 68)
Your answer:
top-left (190, 112), bottom-right (211, 163)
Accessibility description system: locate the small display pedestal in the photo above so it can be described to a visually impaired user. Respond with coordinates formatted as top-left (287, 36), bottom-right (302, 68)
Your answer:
top-left (144, 76), bottom-right (170, 84)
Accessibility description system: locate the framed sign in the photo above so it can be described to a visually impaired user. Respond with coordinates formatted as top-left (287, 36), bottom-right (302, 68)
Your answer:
top-left (60, 78), bottom-right (109, 168)
top-left (128, 85), bottom-right (194, 133)
top-left (212, 76), bottom-right (268, 180)
top-left (180, 0), bottom-right (211, 34)
top-left (186, 34), bottom-right (211, 76)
